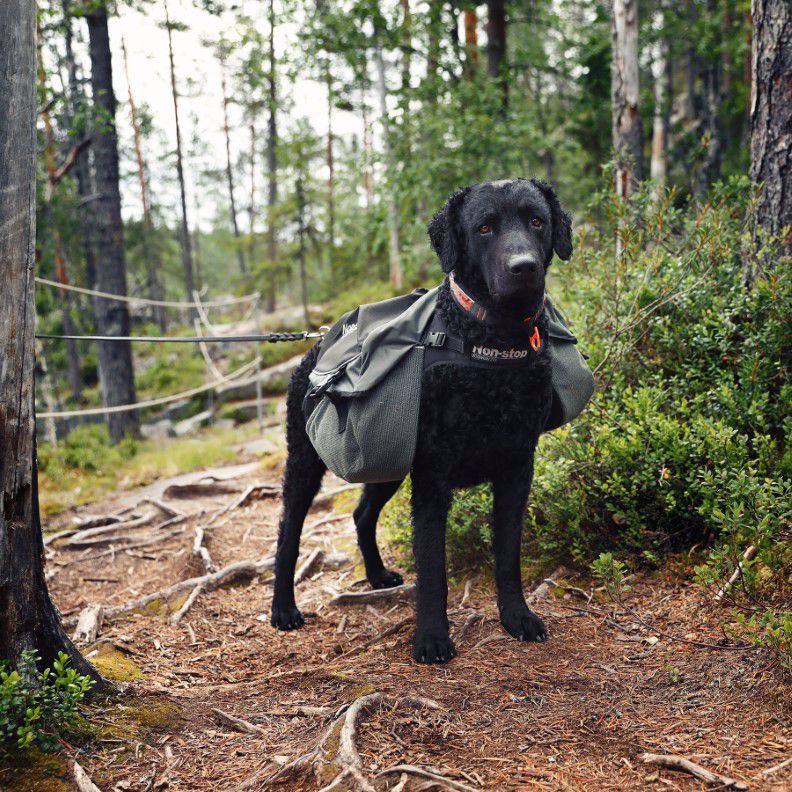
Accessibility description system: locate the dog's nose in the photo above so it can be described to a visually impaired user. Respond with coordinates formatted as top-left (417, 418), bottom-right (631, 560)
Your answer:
top-left (507, 255), bottom-right (540, 275)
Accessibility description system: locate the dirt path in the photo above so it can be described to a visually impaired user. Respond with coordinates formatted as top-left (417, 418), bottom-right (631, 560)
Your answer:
top-left (5, 450), bottom-right (791, 792)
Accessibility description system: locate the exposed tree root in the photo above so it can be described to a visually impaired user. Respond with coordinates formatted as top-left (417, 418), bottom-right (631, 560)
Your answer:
top-left (330, 583), bottom-right (416, 606)
top-left (262, 692), bottom-right (441, 791)
top-left (295, 548), bottom-right (325, 585)
top-left (639, 752), bottom-right (749, 789)
top-left (377, 764), bottom-right (478, 791)
top-left (212, 707), bottom-right (264, 734)
top-left (72, 760), bottom-right (101, 792)
top-left (72, 604), bottom-right (104, 644)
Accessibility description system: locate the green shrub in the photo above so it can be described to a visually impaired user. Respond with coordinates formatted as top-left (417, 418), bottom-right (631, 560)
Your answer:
top-left (0, 651), bottom-right (94, 754)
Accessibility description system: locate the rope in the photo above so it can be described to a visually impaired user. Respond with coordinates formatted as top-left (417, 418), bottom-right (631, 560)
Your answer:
top-left (35, 276), bottom-right (258, 309)
top-left (37, 358), bottom-right (259, 419)
top-left (35, 331), bottom-right (324, 343)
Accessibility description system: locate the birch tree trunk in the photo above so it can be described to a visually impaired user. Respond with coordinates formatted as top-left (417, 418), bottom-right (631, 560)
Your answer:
top-left (266, 0), bottom-right (278, 313)
top-left (164, 0), bottom-right (197, 315)
top-left (611, 0), bottom-right (644, 198)
top-left (220, 55), bottom-right (247, 277)
top-left (650, 11), bottom-right (670, 200)
top-left (86, 2), bottom-right (140, 442)
top-left (749, 0), bottom-right (792, 275)
top-left (0, 0), bottom-right (100, 680)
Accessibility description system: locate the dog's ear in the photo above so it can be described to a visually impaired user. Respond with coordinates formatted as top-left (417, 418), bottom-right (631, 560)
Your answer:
top-left (531, 179), bottom-right (573, 262)
top-left (428, 187), bottom-right (470, 273)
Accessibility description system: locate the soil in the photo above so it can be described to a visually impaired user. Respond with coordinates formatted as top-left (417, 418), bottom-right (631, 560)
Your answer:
top-left (3, 431), bottom-right (790, 792)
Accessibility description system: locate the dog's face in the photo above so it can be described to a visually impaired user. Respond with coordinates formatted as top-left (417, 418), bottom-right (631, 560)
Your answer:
top-left (428, 179), bottom-right (572, 306)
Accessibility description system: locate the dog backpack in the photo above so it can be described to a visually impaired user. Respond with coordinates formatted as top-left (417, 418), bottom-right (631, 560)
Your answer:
top-left (304, 286), bottom-right (594, 483)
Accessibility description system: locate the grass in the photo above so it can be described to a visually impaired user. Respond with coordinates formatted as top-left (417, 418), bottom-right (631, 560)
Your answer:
top-left (38, 422), bottom-right (260, 519)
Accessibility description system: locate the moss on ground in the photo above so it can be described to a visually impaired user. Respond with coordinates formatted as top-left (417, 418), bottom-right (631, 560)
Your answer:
top-left (0, 749), bottom-right (71, 792)
top-left (90, 644), bottom-right (144, 683)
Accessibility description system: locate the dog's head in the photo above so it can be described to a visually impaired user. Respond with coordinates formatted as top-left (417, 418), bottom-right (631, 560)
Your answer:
top-left (428, 179), bottom-right (572, 309)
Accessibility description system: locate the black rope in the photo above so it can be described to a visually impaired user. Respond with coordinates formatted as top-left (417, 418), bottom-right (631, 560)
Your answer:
top-left (35, 331), bottom-right (326, 344)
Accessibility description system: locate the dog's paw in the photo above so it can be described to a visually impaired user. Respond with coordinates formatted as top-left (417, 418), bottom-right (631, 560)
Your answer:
top-left (500, 605), bottom-right (548, 642)
top-left (270, 603), bottom-right (305, 631)
top-left (412, 630), bottom-right (457, 664)
top-left (369, 568), bottom-right (404, 590)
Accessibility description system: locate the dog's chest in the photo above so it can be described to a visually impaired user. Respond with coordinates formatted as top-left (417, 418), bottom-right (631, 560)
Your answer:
top-left (416, 360), bottom-right (551, 476)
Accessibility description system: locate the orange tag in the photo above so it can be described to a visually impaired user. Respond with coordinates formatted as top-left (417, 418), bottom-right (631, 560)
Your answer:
top-left (529, 326), bottom-right (541, 351)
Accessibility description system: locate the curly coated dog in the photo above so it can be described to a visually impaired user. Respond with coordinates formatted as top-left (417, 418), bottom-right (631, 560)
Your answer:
top-left (271, 178), bottom-right (573, 664)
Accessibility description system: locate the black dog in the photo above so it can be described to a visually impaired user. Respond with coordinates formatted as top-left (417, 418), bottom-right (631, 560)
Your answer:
top-left (271, 178), bottom-right (572, 664)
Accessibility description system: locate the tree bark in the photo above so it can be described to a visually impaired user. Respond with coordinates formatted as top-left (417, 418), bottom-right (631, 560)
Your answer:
top-left (266, 0), bottom-right (278, 313)
top-left (296, 176), bottom-right (310, 328)
top-left (749, 0), bottom-right (792, 272)
top-left (164, 0), bottom-right (197, 314)
top-left (121, 35), bottom-right (166, 333)
top-left (220, 53), bottom-right (247, 277)
top-left (697, 0), bottom-right (722, 197)
top-left (0, 0), bottom-right (100, 680)
top-left (325, 67), bottom-right (335, 274)
top-left (463, 8), bottom-right (478, 78)
top-left (486, 0), bottom-right (508, 110)
top-left (610, 0), bottom-right (644, 198)
top-left (650, 11), bottom-right (670, 200)
top-left (86, 3), bottom-right (139, 442)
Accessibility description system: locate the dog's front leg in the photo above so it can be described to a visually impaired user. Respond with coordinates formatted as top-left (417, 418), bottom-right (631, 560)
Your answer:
top-left (411, 475), bottom-right (456, 663)
top-left (493, 468), bottom-right (548, 642)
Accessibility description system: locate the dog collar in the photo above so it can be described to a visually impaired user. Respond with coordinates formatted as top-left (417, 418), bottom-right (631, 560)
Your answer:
top-left (448, 273), bottom-right (544, 351)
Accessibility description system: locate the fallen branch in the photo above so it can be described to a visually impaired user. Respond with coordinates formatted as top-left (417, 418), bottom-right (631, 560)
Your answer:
top-left (162, 479), bottom-right (242, 499)
top-left (454, 611), bottom-right (483, 643)
top-left (212, 707), bottom-right (264, 734)
top-left (169, 584), bottom-right (205, 625)
top-left (377, 765), bottom-right (478, 792)
top-left (72, 760), bottom-right (102, 792)
top-left (63, 556), bottom-right (274, 628)
top-left (263, 693), bottom-right (441, 792)
top-left (639, 752), bottom-right (748, 790)
top-left (757, 756), bottom-right (792, 778)
top-left (72, 604), bottom-right (104, 644)
top-left (329, 584), bottom-right (415, 606)
top-left (526, 566), bottom-right (570, 605)
top-left (295, 549), bottom-right (324, 585)
top-left (715, 545), bottom-right (758, 603)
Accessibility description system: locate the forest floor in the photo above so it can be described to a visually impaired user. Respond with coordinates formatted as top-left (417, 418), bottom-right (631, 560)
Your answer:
top-left (4, 422), bottom-right (791, 792)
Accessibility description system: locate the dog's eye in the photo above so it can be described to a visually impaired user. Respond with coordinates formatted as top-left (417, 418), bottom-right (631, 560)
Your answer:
top-left (478, 224), bottom-right (492, 235)
top-left (530, 217), bottom-right (544, 228)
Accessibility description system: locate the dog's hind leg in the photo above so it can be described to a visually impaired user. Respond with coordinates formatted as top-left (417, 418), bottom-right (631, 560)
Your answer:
top-left (354, 480), bottom-right (404, 589)
top-left (492, 466), bottom-right (547, 642)
top-left (271, 444), bottom-right (325, 630)
top-left (271, 349), bottom-right (326, 631)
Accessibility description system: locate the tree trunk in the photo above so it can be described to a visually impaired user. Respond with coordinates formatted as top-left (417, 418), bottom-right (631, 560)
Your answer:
top-left (296, 176), bottom-right (310, 328)
top-left (86, 3), bottom-right (139, 443)
top-left (325, 67), bottom-right (335, 274)
top-left (650, 13), bottom-right (670, 200)
top-left (400, 0), bottom-right (412, 156)
top-left (463, 8), bottom-right (478, 77)
top-left (427, 0), bottom-right (442, 74)
top-left (361, 87), bottom-right (374, 209)
top-left (749, 0), bottom-right (792, 275)
top-left (266, 0), bottom-right (278, 313)
top-left (220, 55), bottom-right (247, 277)
top-left (697, 0), bottom-right (722, 197)
top-left (0, 0), bottom-right (100, 680)
top-left (374, 38), bottom-right (403, 290)
top-left (121, 35), bottom-right (166, 333)
top-left (164, 0), bottom-right (197, 315)
top-left (486, 0), bottom-right (508, 110)
top-left (610, 0), bottom-right (644, 198)
top-left (249, 120), bottom-right (257, 265)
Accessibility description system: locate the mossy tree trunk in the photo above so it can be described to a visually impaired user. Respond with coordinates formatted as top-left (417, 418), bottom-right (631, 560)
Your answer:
top-left (0, 0), bottom-right (101, 682)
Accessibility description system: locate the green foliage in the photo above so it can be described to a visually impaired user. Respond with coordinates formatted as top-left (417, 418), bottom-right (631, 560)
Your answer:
top-left (38, 424), bottom-right (138, 477)
top-left (591, 552), bottom-right (631, 598)
top-left (382, 479), bottom-right (494, 576)
top-left (0, 652), bottom-right (93, 755)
